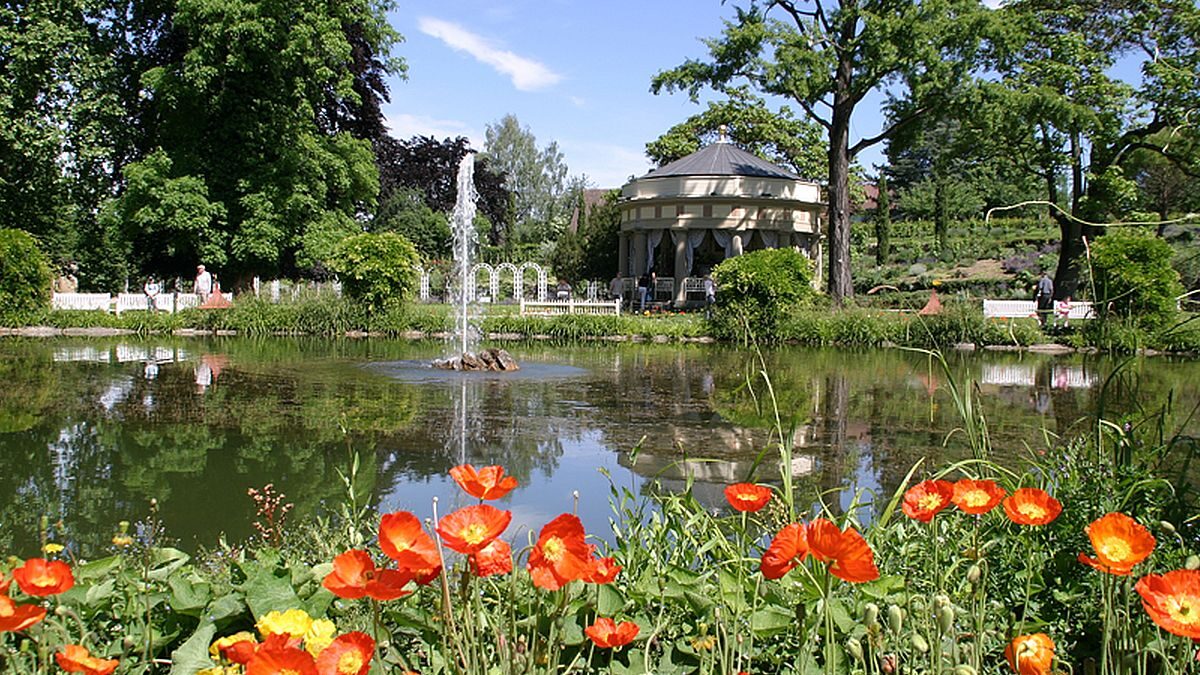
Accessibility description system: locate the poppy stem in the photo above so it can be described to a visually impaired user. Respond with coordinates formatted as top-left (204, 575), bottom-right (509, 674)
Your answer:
top-left (371, 598), bottom-right (383, 671)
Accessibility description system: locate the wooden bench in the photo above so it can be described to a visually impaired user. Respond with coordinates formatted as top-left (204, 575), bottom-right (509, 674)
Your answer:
top-left (519, 298), bottom-right (622, 316)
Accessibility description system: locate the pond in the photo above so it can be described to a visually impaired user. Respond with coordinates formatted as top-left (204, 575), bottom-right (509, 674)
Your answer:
top-left (0, 337), bottom-right (1196, 558)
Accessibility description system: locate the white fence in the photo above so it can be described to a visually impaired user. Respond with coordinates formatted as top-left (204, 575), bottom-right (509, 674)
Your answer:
top-left (53, 292), bottom-right (232, 314)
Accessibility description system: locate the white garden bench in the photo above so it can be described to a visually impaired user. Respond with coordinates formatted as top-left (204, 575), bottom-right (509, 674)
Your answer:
top-left (982, 299), bottom-right (1094, 320)
top-left (519, 298), bottom-right (622, 316)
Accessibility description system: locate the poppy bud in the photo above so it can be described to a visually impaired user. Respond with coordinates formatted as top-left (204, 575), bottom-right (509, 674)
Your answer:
top-left (967, 564), bottom-right (982, 584)
top-left (864, 603), bottom-right (879, 628)
top-left (1186, 555), bottom-right (1200, 571)
top-left (933, 594), bottom-right (950, 608)
top-left (847, 637), bottom-right (864, 662)
top-left (912, 634), bottom-right (929, 654)
top-left (123, 636), bottom-right (137, 649)
top-left (887, 605), bottom-right (904, 633)
top-left (955, 666), bottom-right (977, 675)
top-left (937, 605), bottom-right (954, 633)
top-left (1160, 520), bottom-right (1177, 535)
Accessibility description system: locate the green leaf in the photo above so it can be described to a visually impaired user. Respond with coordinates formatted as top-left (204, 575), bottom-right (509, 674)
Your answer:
top-left (84, 579), bottom-right (115, 608)
top-left (239, 564), bottom-right (301, 619)
top-left (75, 556), bottom-right (122, 581)
top-left (206, 592), bottom-right (247, 625)
top-left (148, 547), bottom-right (191, 581)
top-left (751, 605), bottom-right (794, 636)
top-left (169, 576), bottom-right (212, 616)
top-left (598, 584), bottom-right (624, 615)
top-left (170, 623), bottom-right (216, 675)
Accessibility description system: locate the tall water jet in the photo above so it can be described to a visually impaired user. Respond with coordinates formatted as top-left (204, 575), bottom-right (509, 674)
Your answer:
top-left (433, 153), bottom-right (519, 371)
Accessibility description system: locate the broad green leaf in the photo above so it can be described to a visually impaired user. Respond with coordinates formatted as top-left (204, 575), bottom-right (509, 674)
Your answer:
top-left (169, 623), bottom-right (216, 675)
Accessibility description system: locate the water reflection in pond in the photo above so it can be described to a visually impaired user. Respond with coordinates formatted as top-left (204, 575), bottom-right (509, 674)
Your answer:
top-left (0, 337), bottom-right (1195, 558)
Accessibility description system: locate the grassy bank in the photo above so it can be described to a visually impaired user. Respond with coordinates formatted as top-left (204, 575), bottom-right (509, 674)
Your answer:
top-left (5, 295), bottom-right (1198, 353)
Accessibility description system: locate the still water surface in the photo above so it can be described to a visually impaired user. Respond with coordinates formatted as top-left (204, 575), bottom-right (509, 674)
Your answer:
top-left (0, 337), bottom-right (1195, 557)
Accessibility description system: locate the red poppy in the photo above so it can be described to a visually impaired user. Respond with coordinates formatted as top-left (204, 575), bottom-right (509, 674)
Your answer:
top-left (902, 480), bottom-right (954, 522)
top-left (952, 479), bottom-right (1006, 515)
top-left (527, 513), bottom-right (592, 590)
top-left (1004, 633), bottom-right (1054, 675)
top-left (807, 519), bottom-right (880, 583)
top-left (470, 539), bottom-right (513, 578)
top-left (0, 594), bottom-right (46, 632)
top-left (0, 574), bottom-right (9, 594)
top-left (724, 483), bottom-right (772, 512)
top-left (55, 645), bottom-right (119, 675)
top-left (322, 550), bottom-right (413, 601)
top-left (585, 556), bottom-right (622, 584)
top-left (436, 504), bottom-right (512, 555)
top-left (378, 511), bottom-right (441, 582)
top-left (246, 637), bottom-right (318, 675)
top-left (224, 639), bottom-right (260, 665)
top-left (584, 617), bottom-right (639, 648)
top-left (761, 523), bottom-right (809, 580)
top-left (1078, 512), bottom-right (1156, 576)
top-left (315, 631), bottom-right (374, 675)
top-left (1002, 488), bottom-right (1062, 526)
top-left (12, 557), bottom-right (74, 596)
top-left (449, 464), bottom-right (519, 501)
top-left (1135, 569), bottom-right (1200, 639)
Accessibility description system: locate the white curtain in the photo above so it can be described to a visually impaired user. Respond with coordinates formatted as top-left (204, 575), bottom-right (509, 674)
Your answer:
top-left (711, 230), bottom-right (733, 257)
top-left (646, 230), bottom-right (664, 271)
top-left (732, 231), bottom-right (751, 255)
top-left (671, 230), bottom-right (710, 276)
top-left (760, 230), bottom-right (778, 248)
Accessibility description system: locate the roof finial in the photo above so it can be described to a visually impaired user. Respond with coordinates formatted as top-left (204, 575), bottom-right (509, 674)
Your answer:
top-left (717, 124), bottom-right (729, 143)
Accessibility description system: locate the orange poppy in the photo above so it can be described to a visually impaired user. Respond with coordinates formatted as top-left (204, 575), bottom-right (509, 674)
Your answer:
top-left (761, 523), bottom-right (809, 580)
top-left (807, 519), bottom-right (879, 583)
top-left (952, 479), bottom-right (1006, 515)
top-left (1078, 512), bottom-right (1155, 576)
top-left (527, 513), bottom-right (592, 590)
top-left (13, 557), bottom-right (74, 596)
top-left (449, 464), bottom-right (519, 500)
top-left (1004, 633), bottom-right (1054, 675)
top-left (724, 483), bottom-right (772, 512)
top-left (55, 645), bottom-right (119, 675)
top-left (0, 574), bottom-right (9, 594)
top-left (378, 511), bottom-right (441, 582)
top-left (584, 617), bottom-right (639, 648)
top-left (246, 637), bottom-right (318, 675)
top-left (0, 594), bottom-right (46, 632)
top-left (322, 550), bottom-right (413, 601)
top-left (436, 504), bottom-right (512, 555)
top-left (902, 480), bottom-right (954, 522)
top-left (315, 631), bottom-right (374, 675)
top-left (585, 556), bottom-right (622, 584)
top-left (1002, 488), bottom-right (1062, 526)
top-left (470, 539), bottom-right (513, 578)
top-left (1135, 569), bottom-right (1200, 639)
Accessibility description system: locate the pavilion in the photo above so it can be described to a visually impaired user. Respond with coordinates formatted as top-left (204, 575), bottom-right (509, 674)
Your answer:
top-left (617, 128), bottom-right (825, 305)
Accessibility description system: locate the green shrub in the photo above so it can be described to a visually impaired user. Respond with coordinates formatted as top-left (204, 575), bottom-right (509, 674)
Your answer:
top-left (710, 248), bottom-right (815, 343)
top-left (1090, 228), bottom-right (1184, 328)
top-left (0, 229), bottom-right (52, 322)
top-left (328, 233), bottom-right (420, 312)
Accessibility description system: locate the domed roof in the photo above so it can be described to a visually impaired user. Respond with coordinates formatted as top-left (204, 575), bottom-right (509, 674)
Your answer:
top-left (642, 140), bottom-right (801, 180)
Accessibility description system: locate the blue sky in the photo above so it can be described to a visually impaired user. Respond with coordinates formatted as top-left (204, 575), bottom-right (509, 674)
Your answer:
top-left (384, 1), bottom-right (893, 188)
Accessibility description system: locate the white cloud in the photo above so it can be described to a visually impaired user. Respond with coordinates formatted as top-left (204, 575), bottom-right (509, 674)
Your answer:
top-left (418, 17), bottom-right (563, 92)
top-left (384, 112), bottom-right (483, 147)
top-left (569, 95), bottom-right (587, 108)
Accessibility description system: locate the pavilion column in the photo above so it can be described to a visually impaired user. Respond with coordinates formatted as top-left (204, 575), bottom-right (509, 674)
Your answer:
top-left (673, 229), bottom-right (688, 305)
top-left (632, 231), bottom-right (647, 276)
top-left (731, 231), bottom-right (745, 256)
top-left (618, 232), bottom-right (629, 277)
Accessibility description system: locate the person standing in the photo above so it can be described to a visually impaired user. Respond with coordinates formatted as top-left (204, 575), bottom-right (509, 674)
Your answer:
top-left (1035, 272), bottom-right (1054, 327)
top-left (637, 271), bottom-right (650, 312)
top-left (195, 264), bottom-right (213, 301)
top-left (609, 274), bottom-right (623, 302)
top-left (143, 276), bottom-right (161, 311)
top-left (703, 273), bottom-right (717, 319)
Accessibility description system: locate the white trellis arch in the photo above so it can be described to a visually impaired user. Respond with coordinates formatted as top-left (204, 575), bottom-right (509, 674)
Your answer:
top-left (470, 263), bottom-right (496, 301)
top-left (517, 262), bottom-right (548, 301)
top-left (497, 262), bottom-right (519, 300)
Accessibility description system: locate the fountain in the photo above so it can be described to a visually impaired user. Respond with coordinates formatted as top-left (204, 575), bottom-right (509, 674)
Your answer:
top-left (432, 153), bottom-right (519, 372)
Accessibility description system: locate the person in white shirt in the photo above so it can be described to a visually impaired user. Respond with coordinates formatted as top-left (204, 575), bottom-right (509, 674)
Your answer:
top-left (195, 264), bottom-right (213, 300)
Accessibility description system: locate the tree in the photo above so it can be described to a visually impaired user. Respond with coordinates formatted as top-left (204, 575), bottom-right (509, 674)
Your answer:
top-left (986, 0), bottom-right (1200, 297)
top-left (645, 90), bottom-right (826, 178)
top-left (1124, 130), bottom-right (1200, 227)
top-left (482, 114), bottom-right (571, 246)
top-left (873, 174), bottom-right (891, 265)
top-left (653, 0), bottom-right (991, 304)
top-left (374, 135), bottom-right (511, 247)
top-left (328, 232), bottom-right (420, 312)
top-left (548, 188), bottom-right (621, 283)
top-left (372, 187), bottom-right (451, 259)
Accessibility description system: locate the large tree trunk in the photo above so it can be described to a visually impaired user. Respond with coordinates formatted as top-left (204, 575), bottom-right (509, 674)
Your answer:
top-left (826, 60), bottom-right (855, 304)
